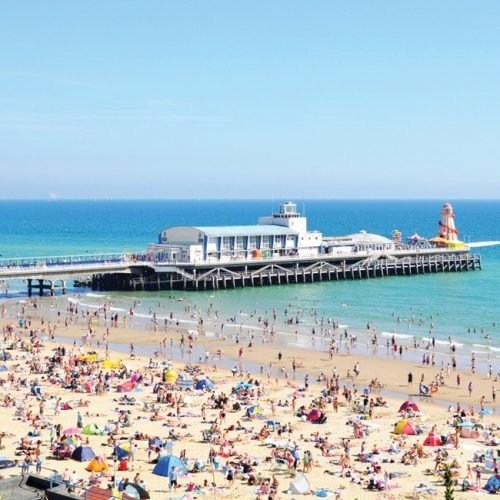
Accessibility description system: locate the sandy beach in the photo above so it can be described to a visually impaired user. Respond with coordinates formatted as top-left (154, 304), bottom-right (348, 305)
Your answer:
top-left (0, 295), bottom-right (498, 499)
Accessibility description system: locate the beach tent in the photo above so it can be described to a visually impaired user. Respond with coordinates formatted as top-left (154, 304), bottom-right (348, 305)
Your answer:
top-left (0, 365), bottom-right (8, 372)
top-left (485, 474), bottom-right (500, 493)
top-left (423, 433), bottom-right (442, 447)
top-left (114, 442), bottom-right (131, 460)
top-left (288, 474), bottom-right (311, 494)
top-left (72, 446), bottom-right (96, 461)
top-left (101, 359), bottom-right (123, 370)
top-left (62, 438), bottom-right (77, 447)
top-left (393, 419), bottom-right (416, 435)
top-left (235, 381), bottom-right (253, 391)
top-left (0, 351), bottom-right (12, 361)
top-left (83, 423), bottom-right (103, 436)
top-left (152, 455), bottom-right (187, 477)
top-left (399, 401), bottom-right (420, 413)
top-left (177, 378), bottom-right (194, 390)
top-left (195, 379), bottom-right (216, 391)
top-left (245, 405), bottom-right (264, 418)
top-left (306, 409), bottom-right (323, 423)
top-left (85, 457), bottom-right (109, 473)
top-left (125, 483), bottom-right (150, 499)
top-left (117, 380), bottom-right (136, 393)
top-left (163, 369), bottom-right (178, 384)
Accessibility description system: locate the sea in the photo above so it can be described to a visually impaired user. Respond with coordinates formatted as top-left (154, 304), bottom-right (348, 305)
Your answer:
top-left (1, 199), bottom-right (499, 371)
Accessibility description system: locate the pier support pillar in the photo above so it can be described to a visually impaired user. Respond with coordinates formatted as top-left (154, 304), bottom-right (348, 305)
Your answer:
top-left (27, 279), bottom-right (33, 297)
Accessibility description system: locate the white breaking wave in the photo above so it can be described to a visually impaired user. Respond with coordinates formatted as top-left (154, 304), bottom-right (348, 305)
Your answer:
top-left (381, 331), bottom-right (413, 339)
top-left (422, 337), bottom-right (463, 347)
top-left (468, 241), bottom-right (500, 248)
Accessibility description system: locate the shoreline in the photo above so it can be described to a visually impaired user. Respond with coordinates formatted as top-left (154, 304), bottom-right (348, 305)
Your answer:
top-left (2, 294), bottom-right (498, 412)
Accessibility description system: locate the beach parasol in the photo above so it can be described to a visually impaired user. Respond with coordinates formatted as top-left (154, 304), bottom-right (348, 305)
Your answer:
top-left (64, 427), bottom-right (81, 435)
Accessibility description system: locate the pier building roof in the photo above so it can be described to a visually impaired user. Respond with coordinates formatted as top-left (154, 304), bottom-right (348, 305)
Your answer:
top-left (330, 231), bottom-right (393, 244)
top-left (193, 225), bottom-right (297, 237)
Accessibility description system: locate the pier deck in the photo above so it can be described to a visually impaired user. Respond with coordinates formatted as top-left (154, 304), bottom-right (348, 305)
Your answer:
top-left (100, 251), bottom-right (481, 292)
top-left (0, 250), bottom-right (482, 295)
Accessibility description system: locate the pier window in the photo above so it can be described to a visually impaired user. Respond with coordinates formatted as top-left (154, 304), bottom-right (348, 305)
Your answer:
top-left (222, 237), bottom-right (232, 250)
top-left (248, 236), bottom-right (258, 249)
top-left (261, 235), bottom-right (271, 249)
top-left (236, 236), bottom-right (245, 250)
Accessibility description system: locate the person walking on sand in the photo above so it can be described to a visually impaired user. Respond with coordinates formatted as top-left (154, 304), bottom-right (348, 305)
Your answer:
top-left (408, 372), bottom-right (413, 386)
top-left (468, 381), bottom-right (473, 397)
top-left (169, 465), bottom-right (179, 491)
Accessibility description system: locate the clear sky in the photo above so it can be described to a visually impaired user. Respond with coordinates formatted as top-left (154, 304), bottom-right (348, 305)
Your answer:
top-left (1, 1), bottom-right (499, 199)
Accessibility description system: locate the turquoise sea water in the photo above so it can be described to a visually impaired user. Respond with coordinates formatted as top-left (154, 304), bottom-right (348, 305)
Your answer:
top-left (0, 200), bottom-right (499, 365)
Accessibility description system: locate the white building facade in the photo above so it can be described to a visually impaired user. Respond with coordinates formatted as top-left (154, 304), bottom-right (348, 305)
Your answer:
top-left (148, 202), bottom-right (322, 263)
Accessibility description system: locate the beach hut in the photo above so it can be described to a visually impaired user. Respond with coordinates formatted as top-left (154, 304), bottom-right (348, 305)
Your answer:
top-left (117, 380), bottom-right (136, 393)
top-left (288, 474), bottom-right (311, 494)
top-left (85, 457), bottom-right (109, 472)
top-left (152, 455), bottom-right (187, 477)
top-left (393, 419), bottom-right (416, 435)
top-left (72, 446), bottom-right (96, 461)
top-left (423, 433), bottom-right (442, 447)
top-left (399, 400), bottom-right (420, 413)
top-left (485, 474), bottom-right (500, 493)
top-left (195, 379), bottom-right (216, 391)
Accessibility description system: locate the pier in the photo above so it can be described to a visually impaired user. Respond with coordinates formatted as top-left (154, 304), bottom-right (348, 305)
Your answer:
top-left (94, 251), bottom-right (481, 292)
top-left (0, 250), bottom-right (482, 295)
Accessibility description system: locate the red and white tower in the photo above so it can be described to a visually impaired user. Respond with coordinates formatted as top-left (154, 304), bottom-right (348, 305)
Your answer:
top-left (437, 202), bottom-right (459, 241)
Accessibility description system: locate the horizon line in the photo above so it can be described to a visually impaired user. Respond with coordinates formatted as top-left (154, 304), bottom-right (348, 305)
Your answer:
top-left (0, 197), bottom-right (500, 202)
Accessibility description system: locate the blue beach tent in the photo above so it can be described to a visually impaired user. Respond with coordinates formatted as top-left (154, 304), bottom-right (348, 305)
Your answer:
top-left (152, 455), bottom-right (187, 477)
top-left (72, 446), bottom-right (96, 462)
top-left (196, 379), bottom-right (216, 391)
top-left (485, 474), bottom-right (500, 493)
top-left (0, 365), bottom-right (8, 372)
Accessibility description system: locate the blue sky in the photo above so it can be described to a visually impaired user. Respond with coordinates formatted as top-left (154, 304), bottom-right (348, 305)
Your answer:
top-left (1, 1), bottom-right (499, 199)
